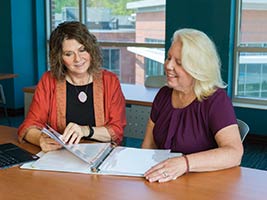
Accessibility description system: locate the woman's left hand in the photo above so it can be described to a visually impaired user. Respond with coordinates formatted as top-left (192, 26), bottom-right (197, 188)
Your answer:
top-left (61, 122), bottom-right (88, 144)
top-left (144, 156), bottom-right (187, 183)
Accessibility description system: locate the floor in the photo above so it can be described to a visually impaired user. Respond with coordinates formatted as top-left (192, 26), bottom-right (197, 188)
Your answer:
top-left (1, 114), bottom-right (266, 171)
top-left (241, 139), bottom-right (267, 171)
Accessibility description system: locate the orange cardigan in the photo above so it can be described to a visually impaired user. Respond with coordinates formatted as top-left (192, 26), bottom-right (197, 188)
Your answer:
top-left (18, 70), bottom-right (126, 144)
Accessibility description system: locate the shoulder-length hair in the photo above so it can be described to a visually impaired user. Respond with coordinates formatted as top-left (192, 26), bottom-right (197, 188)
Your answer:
top-left (172, 28), bottom-right (226, 101)
top-left (49, 21), bottom-right (102, 80)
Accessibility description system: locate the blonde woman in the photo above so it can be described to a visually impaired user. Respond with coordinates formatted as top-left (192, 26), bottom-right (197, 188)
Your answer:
top-left (142, 28), bottom-right (243, 182)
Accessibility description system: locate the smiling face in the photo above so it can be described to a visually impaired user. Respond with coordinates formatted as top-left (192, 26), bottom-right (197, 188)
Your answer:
top-left (164, 39), bottom-right (195, 93)
top-left (62, 39), bottom-right (91, 77)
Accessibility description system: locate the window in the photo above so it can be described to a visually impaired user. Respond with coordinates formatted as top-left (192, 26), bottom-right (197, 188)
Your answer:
top-left (46, 0), bottom-right (166, 86)
top-left (102, 49), bottom-right (120, 77)
top-left (234, 0), bottom-right (267, 107)
top-left (145, 58), bottom-right (164, 77)
top-left (144, 38), bottom-right (164, 77)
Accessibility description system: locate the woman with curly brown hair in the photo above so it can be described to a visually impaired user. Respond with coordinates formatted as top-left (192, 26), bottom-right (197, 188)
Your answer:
top-left (18, 21), bottom-right (126, 152)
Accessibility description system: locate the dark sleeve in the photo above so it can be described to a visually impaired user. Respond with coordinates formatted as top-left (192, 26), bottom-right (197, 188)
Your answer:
top-left (208, 89), bottom-right (237, 136)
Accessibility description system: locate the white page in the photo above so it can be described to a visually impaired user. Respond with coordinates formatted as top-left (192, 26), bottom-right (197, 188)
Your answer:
top-left (98, 147), bottom-right (171, 177)
top-left (41, 126), bottom-right (111, 164)
top-left (21, 145), bottom-right (181, 177)
top-left (30, 149), bottom-right (91, 174)
top-left (26, 143), bottom-right (110, 174)
top-left (169, 152), bottom-right (183, 158)
top-left (65, 142), bottom-right (111, 164)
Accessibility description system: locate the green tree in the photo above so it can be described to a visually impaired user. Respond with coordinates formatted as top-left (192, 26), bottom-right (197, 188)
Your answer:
top-left (53, 0), bottom-right (78, 13)
top-left (53, 0), bottom-right (135, 15)
top-left (88, 0), bottom-right (135, 15)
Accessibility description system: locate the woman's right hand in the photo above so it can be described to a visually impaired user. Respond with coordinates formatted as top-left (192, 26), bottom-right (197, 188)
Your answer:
top-left (39, 134), bottom-right (62, 152)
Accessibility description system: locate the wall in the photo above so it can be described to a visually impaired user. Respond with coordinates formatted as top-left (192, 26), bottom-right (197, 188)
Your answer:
top-left (0, 1), bottom-right (14, 108)
top-left (166, 0), bottom-right (233, 83)
top-left (166, 0), bottom-right (267, 136)
top-left (0, 0), bottom-right (46, 110)
top-left (2, 0), bottom-right (267, 136)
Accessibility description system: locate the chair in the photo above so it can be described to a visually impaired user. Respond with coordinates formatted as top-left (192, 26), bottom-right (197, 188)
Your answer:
top-left (237, 119), bottom-right (249, 142)
top-left (0, 84), bottom-right (11, 125)
top-left (144, 75), bottom-right (166, 88)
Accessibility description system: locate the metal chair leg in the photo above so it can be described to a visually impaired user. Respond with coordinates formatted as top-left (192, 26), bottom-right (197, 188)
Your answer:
top-left (3, 105), bottom-right (11, 126)
top-left (0, 84), bottom-right (11, 126)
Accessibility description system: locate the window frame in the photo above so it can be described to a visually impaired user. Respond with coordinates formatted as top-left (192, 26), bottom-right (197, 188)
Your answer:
top-left (102, 48), bottom-right (121, 78)
top-left (233, 0), bottom-right (267, 109)
top-left (45, 0), bottom-right (165, 66)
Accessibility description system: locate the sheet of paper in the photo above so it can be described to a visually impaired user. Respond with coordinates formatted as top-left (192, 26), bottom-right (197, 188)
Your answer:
top-left (42, 125), bottom-right (110, 164)
top-left (169, 152), bottom-right (183, 158)
top-left (65, 142), bottom-right (111, 164)
top-left (29, 149), bottom-right (92, 174)
top-left (21, 144), bottom-right (182, 177)
top-left (21, 143), bottom-right (110, 174)
top-left (42, 125), bottom-right (65, 145)
top-left (98, 147), bottom-right (171, 176)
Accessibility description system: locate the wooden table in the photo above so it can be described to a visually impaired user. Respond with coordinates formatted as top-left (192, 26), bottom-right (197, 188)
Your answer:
top-left (23, 83), bottom-right (159, 107)
top-left (0, 73), bottom-right (18, 80)
top-left (121, 83), bottom-right (159, 106)
top-left (0, 126), bottom-right (266, 200)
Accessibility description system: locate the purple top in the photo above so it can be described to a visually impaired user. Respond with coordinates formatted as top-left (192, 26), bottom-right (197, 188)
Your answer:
top-left (151, 86), bottom-right (237, 154)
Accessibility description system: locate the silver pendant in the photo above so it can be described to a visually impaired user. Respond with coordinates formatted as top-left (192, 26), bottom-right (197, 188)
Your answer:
top-left (78, 91), bottom-right (87, 103)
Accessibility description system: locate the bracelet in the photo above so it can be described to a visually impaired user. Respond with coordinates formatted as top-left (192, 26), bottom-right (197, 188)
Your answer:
top-left (84, 125), bottom-right (94, 139)
top-left (183, 155), bottom-right (190, 173)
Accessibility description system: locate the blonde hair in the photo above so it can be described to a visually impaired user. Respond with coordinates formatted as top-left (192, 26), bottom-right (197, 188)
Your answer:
top-left (172, 28), bottom-right (226, 101)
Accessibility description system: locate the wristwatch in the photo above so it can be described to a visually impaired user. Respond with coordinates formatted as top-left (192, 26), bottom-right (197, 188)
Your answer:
top-left (84, 125), bottom-right (94, 139)
top-left (88, 125), bottom-right (94, 138)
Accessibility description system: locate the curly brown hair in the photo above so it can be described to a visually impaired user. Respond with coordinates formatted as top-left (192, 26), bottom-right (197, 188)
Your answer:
top-left (49, 21), bottom-right (102, 80)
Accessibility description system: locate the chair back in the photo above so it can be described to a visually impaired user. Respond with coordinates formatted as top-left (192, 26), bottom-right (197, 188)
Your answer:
top-left (0, 84), bottom-right (6, 104)
top-left (237, 119), bottom-right (249, 142)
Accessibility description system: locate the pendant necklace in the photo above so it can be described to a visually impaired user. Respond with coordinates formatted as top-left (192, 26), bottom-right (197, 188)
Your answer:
top-left (70, 75), bottom-right (91, 103)
top-left (77, 88), bottom-right (88, 103)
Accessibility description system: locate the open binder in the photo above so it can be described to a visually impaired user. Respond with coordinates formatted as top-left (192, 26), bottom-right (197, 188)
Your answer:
top-left (21, 125), bottom-right (181, 176)
top-left (41, 125), bottom-right (115, 170)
